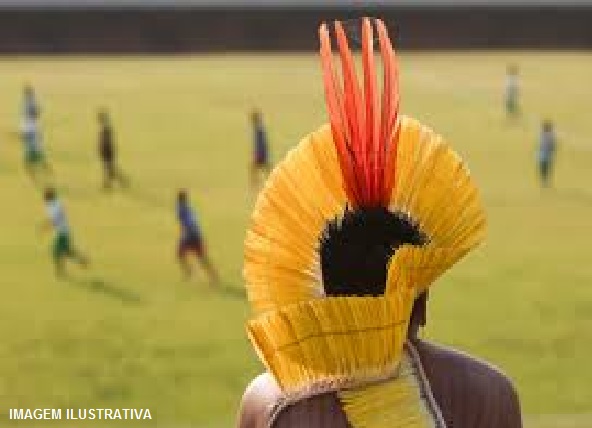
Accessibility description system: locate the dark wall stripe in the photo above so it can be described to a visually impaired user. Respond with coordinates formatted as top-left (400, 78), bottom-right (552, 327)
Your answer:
top-left (0, 6), bottom-right (591, 53)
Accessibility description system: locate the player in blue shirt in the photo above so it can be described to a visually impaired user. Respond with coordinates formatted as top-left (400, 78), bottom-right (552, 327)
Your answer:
top-left (176, 190), bottom-right (219, 284)
top-left (538, 119), bottom-right (557, 188)
top-left (250, 109), bottom-right (271, 190)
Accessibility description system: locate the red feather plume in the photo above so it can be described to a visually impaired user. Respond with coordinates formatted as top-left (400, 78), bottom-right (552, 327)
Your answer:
top-left (319, 18), bottom-right (400, 209)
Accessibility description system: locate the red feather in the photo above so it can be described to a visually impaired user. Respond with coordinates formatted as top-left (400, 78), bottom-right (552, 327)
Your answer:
top-left (361, 18), bottom-right (379, 204)
top-left (319, 18), bottom-right (400, 209)
top-left (376, 19), bottom-right (400, 206)
top-left (319, 23), bottom-right (360, 203)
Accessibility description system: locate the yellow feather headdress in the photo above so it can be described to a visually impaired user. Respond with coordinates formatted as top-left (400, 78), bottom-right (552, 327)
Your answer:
top-left (244, 17), bottom-right (486, 428)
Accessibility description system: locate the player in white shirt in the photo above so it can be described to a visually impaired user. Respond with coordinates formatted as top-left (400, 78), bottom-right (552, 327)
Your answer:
top-left (505, 64), bottom-right (520, 118)
top-left (42, 187), bottom-right (88, 277)
top-left (20, 117), bottom-right (51, 177)
top-left (538, 120), bottom-right (558, 188)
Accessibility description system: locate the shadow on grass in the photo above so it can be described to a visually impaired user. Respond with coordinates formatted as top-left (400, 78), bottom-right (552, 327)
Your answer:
top-left (557, 188), bottom-right (592, 206)
top-left (217, 283), bottom-right (246, 300)
top-left (67, 277), bottom-right (142, 305)
top-left (125, 185), bottom-right (170, 211)
top-left (57, 183), bottom-right (96, 199)
top-left (55, 181), bottom-right (169, 212)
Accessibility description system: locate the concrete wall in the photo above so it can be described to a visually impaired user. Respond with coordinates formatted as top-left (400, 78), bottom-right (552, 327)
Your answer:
top-left (0, 6), bottom-right (591, 53)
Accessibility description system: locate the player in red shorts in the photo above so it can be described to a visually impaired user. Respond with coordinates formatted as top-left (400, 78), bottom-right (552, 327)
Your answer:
top-left (176, 189), bottom-right (219, 284)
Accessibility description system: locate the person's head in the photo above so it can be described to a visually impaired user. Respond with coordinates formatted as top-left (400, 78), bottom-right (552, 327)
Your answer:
top-left (507, 64), bottom-right (518, 75)
top-left (542, 119), bottom-right (553, 132)
top-left (250, 109), bottom-right (262, 125)
top-left (320, 207), bottom-right (427, 297)
top-left (44, 187), bottom-right (57, 203)
top-left (24, 84), bottom-right (34, 97)
top-left (177, 189), bottom-right (188, 206)
top-left (98, 108), bottom-right (110, 126)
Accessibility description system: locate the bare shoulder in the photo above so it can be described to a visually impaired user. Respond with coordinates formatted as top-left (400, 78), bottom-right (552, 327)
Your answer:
top-left (237, 373), bottom-right (282, 428)
top-left (237, 373), bottom-right (350, 428)
top-left (413, 339), bottom-right (522, 428)
top-left (414, 339), bottom-right (518, 390)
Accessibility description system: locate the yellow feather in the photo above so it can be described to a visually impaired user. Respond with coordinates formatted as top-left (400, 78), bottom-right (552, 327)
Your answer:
top-left (244, 126), bottom-right (347, 314)
top-left (340, 352), bottom-right (435, 428)
top-left (246, 296), bottom-right (413, 392)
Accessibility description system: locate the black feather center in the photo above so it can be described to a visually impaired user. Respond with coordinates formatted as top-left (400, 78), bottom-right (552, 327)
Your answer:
top-left (319, 207), bottom-right (427, 296)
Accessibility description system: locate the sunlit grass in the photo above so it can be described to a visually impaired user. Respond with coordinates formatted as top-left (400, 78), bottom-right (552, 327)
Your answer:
top-left (0, 52), bottom-right (591, 426)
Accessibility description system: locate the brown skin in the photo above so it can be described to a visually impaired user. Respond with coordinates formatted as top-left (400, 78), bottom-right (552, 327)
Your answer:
top-left (237, 294), bottom-right (522, 428)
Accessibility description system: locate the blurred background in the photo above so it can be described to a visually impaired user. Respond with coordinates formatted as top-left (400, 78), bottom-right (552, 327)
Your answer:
top-left (1, 0), bottom-right (592, 52)
top-left (0, 1), bottom-right (591, 427)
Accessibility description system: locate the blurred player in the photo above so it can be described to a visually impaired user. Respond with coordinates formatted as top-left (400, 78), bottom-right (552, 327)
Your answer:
top-left (41, 187), bottom-right (89, 277)
top-left (176, 189), bottom-right (220, 284)
top-left (20, 115), bottom-right (51, 178)
top-left (538, 119), bottom-right (557, 188)
top-left (98, 108), bottom-right (128, 190)
top-left (505, 64), bottom-right (520, 118)
top-left (22, 84), bottom-right (41, 122)
top-left (250, 109), bottom-right (271, 190)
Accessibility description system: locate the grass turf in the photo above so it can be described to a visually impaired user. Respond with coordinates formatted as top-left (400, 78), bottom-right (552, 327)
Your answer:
top-left (0, 52), bottom-right (591, 427)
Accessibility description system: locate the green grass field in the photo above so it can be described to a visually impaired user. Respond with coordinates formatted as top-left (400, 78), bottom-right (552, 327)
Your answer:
top-left (0, 52), bottom-right (591, 427)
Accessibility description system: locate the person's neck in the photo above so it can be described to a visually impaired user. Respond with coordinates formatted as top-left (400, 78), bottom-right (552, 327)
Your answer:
top-left (407, 322), bottom-right (421, 343)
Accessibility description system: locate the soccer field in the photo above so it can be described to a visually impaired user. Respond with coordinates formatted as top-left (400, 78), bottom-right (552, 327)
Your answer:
top-left (0, 52), bottom-right (591, 427)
